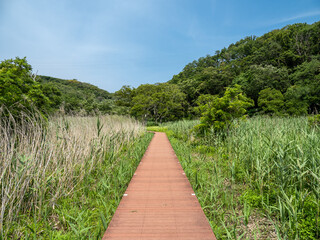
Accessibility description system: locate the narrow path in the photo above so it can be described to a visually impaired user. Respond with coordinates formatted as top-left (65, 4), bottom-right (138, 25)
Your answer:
top-left (102, 132), bottom-right (216, 240)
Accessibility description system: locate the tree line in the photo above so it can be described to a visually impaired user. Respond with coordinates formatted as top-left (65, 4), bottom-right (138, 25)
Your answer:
top-left (1, 21), bottom-right (319, 123)
top-left (0, 58), bottom-right (117, 119)
top-left (114, 21), bottom-right (320, 124)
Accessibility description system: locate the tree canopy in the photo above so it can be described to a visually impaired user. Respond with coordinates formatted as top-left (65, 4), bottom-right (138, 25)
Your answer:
top-left (194, 85), bottom-right (253, 134)
top-left (0, 57), bottom-right (50, 117)
top-left (2, 21), bottom-right (319, 121)
top-left (169, 21), bottom-right (320, 115)
top-left (129, 83), bottom-right (186, 123)
top-left (38, 76), bottom-right (114, 115)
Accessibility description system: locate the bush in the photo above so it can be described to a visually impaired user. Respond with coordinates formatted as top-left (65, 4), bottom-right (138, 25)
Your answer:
top-left (308, 114), bottom-right (320, 126)
top-left (0, 57), bottom-right (50, 119)
top-left (258, 88), bottom-right (284, 115)
top-left (194, 85), bottom-right (253, 134)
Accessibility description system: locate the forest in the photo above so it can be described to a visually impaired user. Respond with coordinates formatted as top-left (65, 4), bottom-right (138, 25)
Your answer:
top-left (0, 21), bottom-right (320, 239)
top-left (1, 21), bottom-right (319, 123)
top-left (118, 21), bottom-right (320, 123)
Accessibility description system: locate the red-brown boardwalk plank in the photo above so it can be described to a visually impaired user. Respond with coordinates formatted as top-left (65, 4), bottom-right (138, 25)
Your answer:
top-left (102, 132), bottom-right (216, 240)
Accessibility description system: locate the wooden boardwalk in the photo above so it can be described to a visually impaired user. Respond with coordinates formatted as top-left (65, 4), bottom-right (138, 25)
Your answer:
top-left (102, 132), bottom-right (216, 240)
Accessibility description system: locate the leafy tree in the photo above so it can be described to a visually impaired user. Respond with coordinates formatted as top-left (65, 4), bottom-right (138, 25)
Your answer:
top-left (290, 58), bottom-right (320, 113)
top-left (194, 85), bottom-right (254, 134)
top-left (114, 85), bottom-right (135, 107)
top-left (0, 57), bottom-right (50, 117)
top-left (130, 83), bottom-right (186, 123)
top-left (168, 21), bottom-right (320, 115)
top-left (40, 83), bottom-right (62, 112)
top-left (38, 76), bottom-right (113, 115)
top-left (193, 94), bottom-right (217, 117)
top-left (114, 85), bottom-right (135, 114)
top-left (97, 100), bottom-right (112, 114)
top-left (284, 85), bottom-right (309, 115)
top-left (234, 65), bottom-right (289, 105)
top-left (258, 88), bottom-right (284, 115)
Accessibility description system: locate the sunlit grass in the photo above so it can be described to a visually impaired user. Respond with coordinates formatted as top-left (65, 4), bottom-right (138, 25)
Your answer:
top-left (162, 116), bottom-right (320, 239)
top-left (0, 112), bottom-right (152, 239)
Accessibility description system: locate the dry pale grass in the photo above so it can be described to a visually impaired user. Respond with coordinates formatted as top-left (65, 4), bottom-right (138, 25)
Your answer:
top-left (0, 112), bottom-right (144, 235)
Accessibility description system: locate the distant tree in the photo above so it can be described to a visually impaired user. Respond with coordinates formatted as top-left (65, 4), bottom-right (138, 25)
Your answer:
top-left (193, 94), bottom-right (217, 117)
top-left (194, 85), bottom-right (254, 134)
top-left (258, 88), bottom-right (284, 115)
top-left (234, 65), bottom-right (289, 105)
top-left (0, 57), bottom-right (50, 117)
top-left (115, 85), bottom-right (135, 108)
top-left (130, 83), bottom-right (186, 123)
top-left (284, 85), bottom-right (309, 115)
top-left (97, 100), bottom-right (112, 114)
top-left (290, 58), bottom-right (320, 113)
top-left (40, 83), bottom-right (62, 112)
top-left (169, 21), bottom-right (320, 116)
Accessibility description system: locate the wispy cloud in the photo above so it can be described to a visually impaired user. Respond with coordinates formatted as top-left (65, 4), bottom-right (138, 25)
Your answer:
top-left (269, 10), bottom-right (320, 25)
top-left (1, 0), bottom-right (319, 92)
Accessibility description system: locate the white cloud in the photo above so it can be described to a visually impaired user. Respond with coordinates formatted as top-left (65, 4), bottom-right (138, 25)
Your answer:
top-left (0, 0), bottom-right (161, 91)
top-left (270, 10), bottom-right (320, 25)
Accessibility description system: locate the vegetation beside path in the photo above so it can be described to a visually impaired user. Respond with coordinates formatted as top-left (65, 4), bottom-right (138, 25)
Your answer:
top-left (148, 116), bottom-right (320, 240)
top-left (1, 113), bottom-right (153, 239)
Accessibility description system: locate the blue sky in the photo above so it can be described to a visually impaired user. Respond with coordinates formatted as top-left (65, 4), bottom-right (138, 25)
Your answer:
top-left (1, 0), bottom-right (319, 92)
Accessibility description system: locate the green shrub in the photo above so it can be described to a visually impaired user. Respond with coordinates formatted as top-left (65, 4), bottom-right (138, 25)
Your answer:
top-left (298, 196), bottom-right (319, 240)
top-left (241, 190), bottom-right (263, 208)
top-left (0, 57), bottom-right (51, 119)
top-left (258, 88), bottom-right (284, 115)
top-left (308, 114), bottom-right (320, 126)
top-left (194, 85), bottom-right (253, 134)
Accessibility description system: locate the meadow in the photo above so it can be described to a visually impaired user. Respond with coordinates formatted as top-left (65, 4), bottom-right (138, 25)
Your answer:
top-left (150, 116), bottom-right (320, 239)
top-left (0, 112), bottom-right (152, 239)
top-left (1, 112), bottom-right (319, 239)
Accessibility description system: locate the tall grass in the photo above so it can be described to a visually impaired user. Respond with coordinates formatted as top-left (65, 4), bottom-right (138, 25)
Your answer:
top-left (160, 116), bottom-right (320, 239)
top-left (0, 112), bottom-right (146, 238)
top-left (221, 116), bottom-right (320, 239)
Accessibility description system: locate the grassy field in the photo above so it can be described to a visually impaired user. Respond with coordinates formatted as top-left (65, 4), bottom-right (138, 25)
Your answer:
top-left (0, 114), bottom-right (153, 239)
top-left (2, 114), bottom-right (319, 239)
top-left (150, 116), bottom-right (320, 239)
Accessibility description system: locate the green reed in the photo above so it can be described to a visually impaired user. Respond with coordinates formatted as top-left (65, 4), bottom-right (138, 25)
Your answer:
top-left (0, 112), bottom-right (151, 239)
top-left (159, 116), bottom-right (320, 239)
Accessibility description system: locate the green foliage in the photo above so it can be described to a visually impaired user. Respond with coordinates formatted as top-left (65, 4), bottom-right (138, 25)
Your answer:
top-left (160, 116), bottom-right (320, 239)
top-left (38, 76), bottom-right (113, 115)
top-left (240, 190), bottom-right (263, 208)
top-left (194, 85), bottom-right (253, 134)
top-left (290, 57), bottom-right (320, 113)
top-left (146, 126), bottom-right (168, 132)
top-left (258, 88), bottom-right (284, 115)
top-left (130, 83), bottom-right (187, 123)
top-left (284, 85), bottom-right (309, 115)
top-left (114, 85), bottom-right (134, 108)
top-left (297, 196), bottom-right (319, 240)
top-left (1, 114), bottom-right (150, 238)
top-left (308, 114), bottom-right (320, 126)
top-left (0, 57), bottom-right (50, 117)
top-left (169, 21), bottom-right (320, 115)
top-left (234, 65), bottom-right (289, 105)
top-left (194, 94), bottom-right (217, 116)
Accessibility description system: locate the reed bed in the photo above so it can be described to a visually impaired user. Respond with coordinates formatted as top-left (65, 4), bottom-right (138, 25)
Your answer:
top-left (160, 116), bottom-right (320, 239)
top-left (0, 112), bottom-right (145, 238)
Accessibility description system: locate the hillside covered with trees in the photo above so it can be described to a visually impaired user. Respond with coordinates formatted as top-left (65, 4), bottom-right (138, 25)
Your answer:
top-left (115, 21), bottom-right (320, 122)
top-left (1, 21), bottom-right (319, 122)
top-left (0, 58), bottom-right (117, 118)
top-left (39, 76), bottom-right (114, 115)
